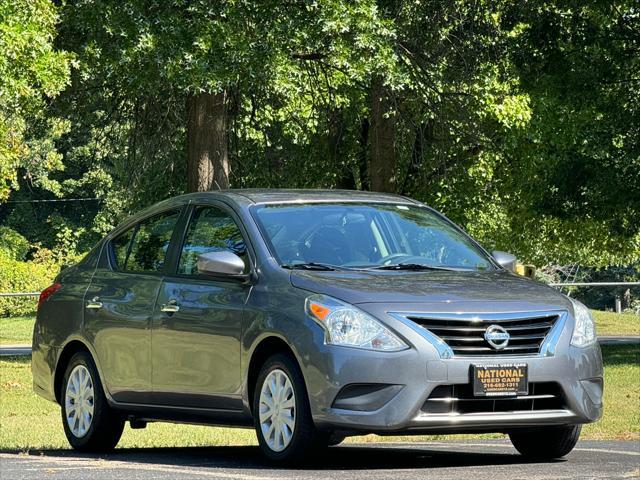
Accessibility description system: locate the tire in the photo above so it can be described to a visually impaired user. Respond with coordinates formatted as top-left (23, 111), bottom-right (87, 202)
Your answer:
top-left (253, 353), bottom-right (329, 463)
top-left (509, 425), bottom-right (582, 459)
top-left (60, 351), bottom-right (125, 452)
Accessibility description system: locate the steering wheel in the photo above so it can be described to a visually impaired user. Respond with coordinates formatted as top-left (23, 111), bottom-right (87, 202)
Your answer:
top-left (379, 253), bottom-right (413, 266)
top-left (304, 226), bottom-right (351, 265)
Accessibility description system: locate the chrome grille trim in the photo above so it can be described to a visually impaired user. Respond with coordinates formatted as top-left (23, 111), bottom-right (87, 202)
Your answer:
top-left (406, 311), bottom-right (560, 322)
top-left (415, 410), bottom-right (574, 422)
top-left (389, 310), bottom-right (567, 358)
top-left (422, 382), bottom-right (566, 415)
top-left (425, 394), bottom-right (556, 403)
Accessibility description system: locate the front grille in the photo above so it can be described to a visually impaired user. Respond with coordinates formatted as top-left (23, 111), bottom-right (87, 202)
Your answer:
top-left (422, 382), bottom-right (565, 415)
top-left (405, 312), bottom-right (561, 356)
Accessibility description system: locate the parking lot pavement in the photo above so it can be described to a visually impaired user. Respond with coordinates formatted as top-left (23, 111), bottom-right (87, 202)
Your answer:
top-left (597, 336), bottom-right (640, 345)
top-left (0, 345), bottom-right (31, 356)
top-left (1, 440), bottom-right (638, 480)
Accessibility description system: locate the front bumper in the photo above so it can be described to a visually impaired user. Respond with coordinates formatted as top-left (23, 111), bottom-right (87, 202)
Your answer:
top-left (304, 308), bottom-right (603, 434)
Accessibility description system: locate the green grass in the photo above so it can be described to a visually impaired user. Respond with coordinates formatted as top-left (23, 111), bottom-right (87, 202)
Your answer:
top-left (0, 345), bottom-right (637, 452)
top-left (1, 310), bottom-right (638, 347)
top-left (0, 315), bottom-right (34, 345)
top-left (0, 355), bottom-right (257, 451)
top-left (581, 345), bottom-right (640, 440)
top-left (592, 310), bottom-right (639, 336)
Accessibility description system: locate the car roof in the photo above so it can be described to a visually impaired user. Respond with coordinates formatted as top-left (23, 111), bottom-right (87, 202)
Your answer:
top-left (108, 189), bottom-right (420, 240)
top-left (177, 189), bottom-right (418, 206)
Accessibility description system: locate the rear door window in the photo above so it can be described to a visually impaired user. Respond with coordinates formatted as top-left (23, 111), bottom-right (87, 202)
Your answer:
top-left (118, 210), bottom-right (180, 273)
top-left (112, 227), bottom-right (135, 270)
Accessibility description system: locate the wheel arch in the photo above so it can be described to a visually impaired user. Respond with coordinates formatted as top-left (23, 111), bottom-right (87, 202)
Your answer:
top-left (54, 338), bottom-right (107, 405)
top-left (246, 335), bottom-right (301, 414)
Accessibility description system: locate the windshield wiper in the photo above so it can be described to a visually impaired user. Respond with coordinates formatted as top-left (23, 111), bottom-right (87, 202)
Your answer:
top-left (281, 262), bottom-right (341, 271)
top-left (368, 262), bottom-right (455, 271)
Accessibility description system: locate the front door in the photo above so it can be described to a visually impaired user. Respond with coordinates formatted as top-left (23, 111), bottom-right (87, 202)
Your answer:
top-left (84, 209), bottom-right (181, 403)
top-left (151, 205), bottom-right (250, 410)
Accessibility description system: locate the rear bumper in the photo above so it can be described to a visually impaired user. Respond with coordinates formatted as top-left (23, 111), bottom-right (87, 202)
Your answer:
top-left (31, 342), bottom-right (59, 403)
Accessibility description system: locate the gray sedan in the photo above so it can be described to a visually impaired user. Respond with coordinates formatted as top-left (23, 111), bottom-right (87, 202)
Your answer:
top-left (32, 189), bottom-right (602, 463)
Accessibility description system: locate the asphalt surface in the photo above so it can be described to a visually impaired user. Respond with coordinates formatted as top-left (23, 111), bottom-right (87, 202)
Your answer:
top-left (1, 440), bottom-right (638, 480)
top-left (597, 336), bottom-right (640, 345)
top-left (0, 345), bottom-right (31, 356)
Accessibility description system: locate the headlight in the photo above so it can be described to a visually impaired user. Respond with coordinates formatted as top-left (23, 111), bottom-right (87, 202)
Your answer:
top-left (305, 294), bottom-right (408, 351)
top-left (570, 299), bottom-right (597, 347)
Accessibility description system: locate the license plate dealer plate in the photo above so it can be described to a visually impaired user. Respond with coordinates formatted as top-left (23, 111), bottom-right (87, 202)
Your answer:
top-left (472, 364), bottom-right (528, 397)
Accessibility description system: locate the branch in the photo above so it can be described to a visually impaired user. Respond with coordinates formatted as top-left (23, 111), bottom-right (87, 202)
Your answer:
top-left (291, 52), bottom-right (327, 61)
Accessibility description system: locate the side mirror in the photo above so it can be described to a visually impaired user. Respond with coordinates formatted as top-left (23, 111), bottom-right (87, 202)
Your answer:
top-left (492, 250), bottom-right (517, 272)
top-left (197, 251), bottom-right (246, 278)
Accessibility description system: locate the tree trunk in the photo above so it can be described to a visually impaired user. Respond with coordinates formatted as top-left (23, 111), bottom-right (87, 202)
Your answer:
top-left (357, 118), bottom-right (370, 190)
top-left (369, 76), bottom-right (396, 192)
top-left (186, 91), bottom-right (229, 192)
top-left (328, 109), bottom-right (356, 189)
top-left (399, 120), bottom-right (432, 195)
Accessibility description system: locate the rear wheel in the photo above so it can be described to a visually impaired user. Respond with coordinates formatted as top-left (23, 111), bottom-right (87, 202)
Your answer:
top-left (60, 351), bottom-right (125, 452)
top-left (509, 425), bottom-right (581, 459)
top-left (253, 353), bottom-right (329, 463)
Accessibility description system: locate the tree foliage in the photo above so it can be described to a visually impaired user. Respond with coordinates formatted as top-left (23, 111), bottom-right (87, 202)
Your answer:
top-left (0, 0), bottom-right (638, 268)
top-left (0, 0), bottom-right (73, 201)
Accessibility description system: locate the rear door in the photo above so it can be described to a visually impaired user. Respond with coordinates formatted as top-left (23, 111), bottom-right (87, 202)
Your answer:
top-left (151, 204), bottom-right (251, 410)
top-left (84, 208), bottom-right (182, 403)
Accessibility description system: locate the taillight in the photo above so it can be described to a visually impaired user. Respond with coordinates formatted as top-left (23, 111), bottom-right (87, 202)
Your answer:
top-left (38, 283), bottom-right (61, 309)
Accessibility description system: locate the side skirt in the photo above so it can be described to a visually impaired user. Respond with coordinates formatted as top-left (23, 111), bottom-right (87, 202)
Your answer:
top-left (107, 400), bottom-right (254, 428)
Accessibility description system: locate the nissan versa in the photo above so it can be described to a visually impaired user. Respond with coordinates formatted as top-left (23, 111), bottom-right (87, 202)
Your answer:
top-left (32, 189), bottom-right (602, 462)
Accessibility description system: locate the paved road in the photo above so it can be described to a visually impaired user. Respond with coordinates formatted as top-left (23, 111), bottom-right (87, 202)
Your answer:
top-left (598, 336), bottom-right (640, 345)
top-left (1, 440), bottom-right (638, 480)
top-left (0, 345), bottom-right (31, 356)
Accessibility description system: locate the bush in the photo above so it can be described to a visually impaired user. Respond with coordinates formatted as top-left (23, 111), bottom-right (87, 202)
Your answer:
top-left (0, 254), bottom-right (59, 316)
top-left (0, 227), bottom-right (30, 261)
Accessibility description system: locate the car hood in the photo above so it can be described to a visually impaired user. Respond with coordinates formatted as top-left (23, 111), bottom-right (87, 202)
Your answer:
top-left (290, 269), bottom-right (571, 311)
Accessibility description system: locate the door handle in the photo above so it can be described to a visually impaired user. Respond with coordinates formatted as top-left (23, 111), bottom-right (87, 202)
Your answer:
top-left (86, 297), bottom-right (103, 310)
top-left (161, 299), bottom-right (180, 313)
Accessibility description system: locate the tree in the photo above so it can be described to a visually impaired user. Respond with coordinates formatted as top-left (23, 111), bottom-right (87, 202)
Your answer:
top-left (1, 0), bottom-right (637, 269)
top-left (187, 91), bottom-right (229, 191)
top-left (495, 0), bottom-right (640, 265)
top-left (369, 75), bottom-right (397, 192)
top-left (0, 0), bottom-right (72, 202)
top-left (54, 0), bottom-right (397, 194)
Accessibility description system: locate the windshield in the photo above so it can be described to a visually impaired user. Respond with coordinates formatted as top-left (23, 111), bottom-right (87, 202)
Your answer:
top-left (252, 203), bottom-right (494, 271)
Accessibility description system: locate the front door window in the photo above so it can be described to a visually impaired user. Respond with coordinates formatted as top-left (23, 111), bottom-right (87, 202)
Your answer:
top-left (178, 206), bottom-right (247, 275)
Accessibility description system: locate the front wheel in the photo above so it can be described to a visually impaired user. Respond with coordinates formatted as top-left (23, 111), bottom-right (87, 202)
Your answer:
top-left (509, 425), bottom-right (582, 459)
top-left (60, 351), bottom-right (125, 452)
top-left (253, 353), bottom-right (329, 463)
